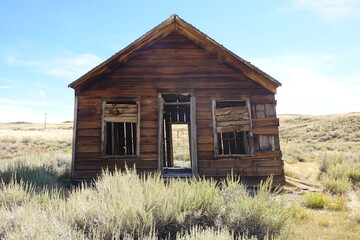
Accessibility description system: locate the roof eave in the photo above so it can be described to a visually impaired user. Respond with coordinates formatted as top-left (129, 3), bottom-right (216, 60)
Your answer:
top-left (69, 14), bottom-right (281, 94)
top-left (68, 14), bottom-right (178, 89)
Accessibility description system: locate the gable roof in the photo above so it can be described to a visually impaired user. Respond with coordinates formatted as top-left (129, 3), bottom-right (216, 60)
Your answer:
top-left (68, 14), bottom-right (281, 93)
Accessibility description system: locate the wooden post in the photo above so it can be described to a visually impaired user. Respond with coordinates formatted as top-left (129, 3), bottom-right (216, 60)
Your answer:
top-left (190, 96), bottom-right (198, 177)
top-left (70, 96), bottom-right (78, 182)
top-left (158, 94), bottom-right (164, 173)
top-left (212, 100), bottom-right (218, 156)
top-left (44, 113), bottom-right (47, 130)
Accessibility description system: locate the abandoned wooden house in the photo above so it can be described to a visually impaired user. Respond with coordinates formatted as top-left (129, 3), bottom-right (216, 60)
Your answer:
top-left (68, 15), bottom-right (285, 185)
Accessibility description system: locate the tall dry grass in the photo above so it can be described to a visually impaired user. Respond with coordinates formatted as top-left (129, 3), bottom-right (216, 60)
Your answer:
top-left (0, 167), bottom-right (292, 240)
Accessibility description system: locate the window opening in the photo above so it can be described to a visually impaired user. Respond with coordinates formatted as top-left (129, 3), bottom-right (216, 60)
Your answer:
top-left (214, 101), bottom-right (251, 155)
top-left (104, 101), bottom-right (138, 156)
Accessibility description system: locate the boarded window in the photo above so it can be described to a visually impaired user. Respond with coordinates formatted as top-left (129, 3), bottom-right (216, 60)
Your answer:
top-left (213, 101), bottom-right (251, 155)
top-left (103, 101), bottom-right (139, 156)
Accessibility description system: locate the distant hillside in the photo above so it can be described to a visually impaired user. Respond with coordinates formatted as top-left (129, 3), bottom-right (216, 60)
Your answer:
top-left (278, 112), bottom-right (359, 165)
top-left (279, 113), bottom-right (360, 144)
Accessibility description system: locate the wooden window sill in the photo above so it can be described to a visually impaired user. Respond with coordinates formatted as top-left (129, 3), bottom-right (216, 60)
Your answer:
top-left (101, 155), bottom-right (140, 159)
top-left (215, 154), bottom-right (255, 158)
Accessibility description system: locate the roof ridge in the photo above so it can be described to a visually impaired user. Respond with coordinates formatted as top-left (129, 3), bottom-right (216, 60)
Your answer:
top-left (69, 14), bottom-right (281, 93)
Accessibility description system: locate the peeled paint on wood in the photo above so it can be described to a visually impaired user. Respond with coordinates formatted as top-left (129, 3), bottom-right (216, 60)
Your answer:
top-left (104, 116), bottom-right (138, 123)
top-left (216, 114), bottom-right (250, 122)
top-left (105, 108), bottom-right (137, 114)
top-left (104, 103), bottom-right (138, 123)
top-left (215, 106), bottom-right (248, 116)
top-left (217, 120), bottom-right (250, 128)
top-left (216, 125), bottom-right (250, 133)
top-left (215, 105), bottom-right (250, 133)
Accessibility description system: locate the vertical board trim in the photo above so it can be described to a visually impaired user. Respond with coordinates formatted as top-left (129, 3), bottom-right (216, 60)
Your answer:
top-left (190, 96), bottom-right (198, 176)
top-left (71, 95), bottom-right (78, 182)
top-left (157, 94), bottom-right (164, 173)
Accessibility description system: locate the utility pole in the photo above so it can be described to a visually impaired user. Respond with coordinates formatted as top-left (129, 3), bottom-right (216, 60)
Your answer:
top-left (44, 113), bottom-right (47, 130)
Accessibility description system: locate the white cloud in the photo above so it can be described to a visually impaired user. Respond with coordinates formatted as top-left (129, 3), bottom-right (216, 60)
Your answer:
top-left (291, 0), bottom-right (360, 20)
top-left (0, 104), bottom-right (44, 123)
top-left (0, 86), bottom-right (15, 89)
top-left (0, 98), bottom-right (50, 107)
top-left (38, 90), bottom-right (45, 98)
top-left (250, 53), bottom-right (360, 115)
top-left (0, 104), bottom-right (71, 123)
top-left (5, 52), bottom-right (102, 80)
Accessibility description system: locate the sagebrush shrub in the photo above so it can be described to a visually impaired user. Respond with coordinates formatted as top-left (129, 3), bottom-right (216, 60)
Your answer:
top-left (302, 192), bottom-right (331, 209)
top-left (321, 175), bottom-right (352, 195)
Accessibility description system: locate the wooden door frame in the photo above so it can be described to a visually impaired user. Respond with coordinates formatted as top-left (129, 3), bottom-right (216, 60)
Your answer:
top-left (157, 91), bottom-right (198, 176)
top-left (190, 95), bottom-right (198, 176)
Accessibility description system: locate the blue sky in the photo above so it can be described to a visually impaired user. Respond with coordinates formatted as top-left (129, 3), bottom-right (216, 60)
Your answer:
top-left (1, 0), bottom-right (359, 122)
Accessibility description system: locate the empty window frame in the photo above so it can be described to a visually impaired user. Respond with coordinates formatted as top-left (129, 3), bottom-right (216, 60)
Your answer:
top-left (213, 100), bottom-right (253, 156)
top-left (103, 100), bottom-right (139, 156)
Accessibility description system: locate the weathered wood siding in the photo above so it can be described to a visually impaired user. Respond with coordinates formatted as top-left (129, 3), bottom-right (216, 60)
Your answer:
top-left (73, 31), bottom-right (284, 184)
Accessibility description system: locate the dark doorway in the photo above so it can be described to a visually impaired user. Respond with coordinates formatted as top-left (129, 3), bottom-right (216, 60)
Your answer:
top-left (160, 93), bottom-right (194, 177)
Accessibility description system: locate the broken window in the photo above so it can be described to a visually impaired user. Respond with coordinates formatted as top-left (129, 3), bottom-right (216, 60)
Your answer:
top-left (213, 100), bottom-right (252, 156)
top-left (103, 101), bottom-right (139, 156)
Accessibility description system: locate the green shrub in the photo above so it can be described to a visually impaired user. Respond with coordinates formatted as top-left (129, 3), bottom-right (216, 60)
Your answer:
top-left (302, 192), bottom-right (331, 209)
top-left (347, 167), bottom-right (360, 184)
top-left (20, 137), bottom-right (32, 145)
top-left (0, 179), bottom-right (32, 208)
top-left (222, 176), bottom-right (290, 239)
top-left (321, 175), bottom-right (352, 195)
top-left (0, 154), bottom-right (71, 189)
top-left (318, 152), bottom-right (359, 194)
top-left (289, 204), bottom-right (311, 219)
top-left (326, 196), bottom-right (348, 211)
top-left (282, 146), bottom-right (307, 163)
top-left (319, 152), bottom-right (345, 173)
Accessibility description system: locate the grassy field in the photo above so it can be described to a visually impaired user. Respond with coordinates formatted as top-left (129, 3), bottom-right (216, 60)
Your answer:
top-left (0, 113), bottom-right (359, 239)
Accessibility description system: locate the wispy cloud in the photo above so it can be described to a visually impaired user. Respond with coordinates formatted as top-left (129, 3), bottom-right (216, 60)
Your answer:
top-left (0, 98), bottom-right (50, 107)
top-left (0, 104), bottom-right (69, 123)
top-left (5, 52), bottom-right (102, 80)
top-left (38, 89), bottom-right (45, 98)
top-left (250, 53), bottom-right (360, 115)
top-left (290, 0), bottom-right (360, 20)
top-left (0, 85), bottom-right (16, 89)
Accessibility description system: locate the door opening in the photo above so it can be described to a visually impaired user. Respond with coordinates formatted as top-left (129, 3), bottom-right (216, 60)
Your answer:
top-left (171, 123), bottom-right (191, 168)
top-left (160, 93), bottom-right (195, 177)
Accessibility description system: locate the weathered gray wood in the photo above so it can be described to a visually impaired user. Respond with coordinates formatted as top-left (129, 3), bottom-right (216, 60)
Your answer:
top-left (258, 135), bottom-right (268, 151)
top-left (212, 100), bottom-right (218, 158)
top-left (136, 100), bottom-right (141, 156)
top-left (104, 116), bottom-right (137, 123)
top-left (105, 103), bottom-right (137, 109)
top-left (216, 114), bottom-right (249, 122)
top-left (163, 102), bottom-right (190, 105)
top-left (246, 99), bottom-right (255, 155)
top-left (265, 103), bottom-right (276, 118)
top-left (157, 94), bottom-right (164, 173)
top-left (216, 125), bottom-right (250, 133)
top-left (215, 106), bottom-right (248, 116)
top-left (101, 100), bottom-right (106, 155)
top-left (216, 120), bottom-right (250, 127)
top-left (71, 95), bottom-right (78, 182)
top-left (190, 96), bottom-right (198, 177)
top-left (104, 103), bottom-right (138, 121)
top-left (255, 103), bottom-right (266, 118)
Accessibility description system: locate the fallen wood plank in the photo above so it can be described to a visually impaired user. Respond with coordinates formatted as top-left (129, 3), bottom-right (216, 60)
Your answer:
top-left (286, 176), bottom-right (322, 188)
